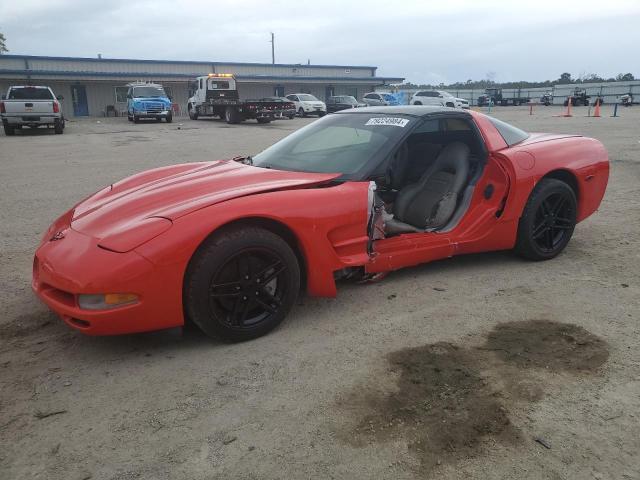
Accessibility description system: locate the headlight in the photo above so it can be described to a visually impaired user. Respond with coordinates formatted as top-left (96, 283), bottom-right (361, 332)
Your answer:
top-left (78, 293), bottom-right (139, 310)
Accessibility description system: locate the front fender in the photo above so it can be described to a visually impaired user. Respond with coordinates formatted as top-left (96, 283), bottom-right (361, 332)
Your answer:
top-left (135, 182), bottom-right (371, 304)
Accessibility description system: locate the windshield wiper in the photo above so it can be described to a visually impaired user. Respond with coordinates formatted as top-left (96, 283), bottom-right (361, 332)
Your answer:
top-left (232, 155), bottom-right (253, 165)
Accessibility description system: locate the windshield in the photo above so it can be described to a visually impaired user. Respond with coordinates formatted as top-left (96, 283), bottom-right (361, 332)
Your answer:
top-left (252, 113), bottom-right (415, 176)
top-left (298, 94), bottom-right (318, 102)
top-left (342, 96), bottom-right (358, 104)
top-left (8, 87), bottom-right (54, 100)
top-left (132, 86), bottom-right (166, 98)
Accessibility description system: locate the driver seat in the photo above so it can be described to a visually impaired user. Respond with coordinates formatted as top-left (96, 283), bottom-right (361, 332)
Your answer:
top-left (385, 142), bottom-right (470, 234)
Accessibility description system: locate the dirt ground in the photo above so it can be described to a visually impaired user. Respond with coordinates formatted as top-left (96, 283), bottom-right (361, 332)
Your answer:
top-left (1, 106), bottom-right (639, 480)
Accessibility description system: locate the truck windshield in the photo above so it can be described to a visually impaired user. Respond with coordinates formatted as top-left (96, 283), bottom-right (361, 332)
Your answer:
top-left (252, 113), bottom-right (415, 176)
top-left (132, 86), bottom-right (166, 98)
top-left (8, 87), bottom-right (54, 100)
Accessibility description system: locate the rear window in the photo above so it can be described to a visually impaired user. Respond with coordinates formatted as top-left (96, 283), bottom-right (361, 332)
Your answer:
top-left (8, 87), bottom-right (54, 100)
top-left (488, 116), bottom-right (529, 146)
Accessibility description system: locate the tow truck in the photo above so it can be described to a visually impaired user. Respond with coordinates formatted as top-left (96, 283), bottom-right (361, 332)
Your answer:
top-left (187, 74), bottom-right (294, 124)
top-left (477, 88), bottom-right (530, 106)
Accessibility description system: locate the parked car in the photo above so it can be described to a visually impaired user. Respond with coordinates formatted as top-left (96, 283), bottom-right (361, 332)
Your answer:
top-left (285, 94), bottom-right (326, 117)
top-left (258, 97), bottom-right (296, 119)
top-left (362, 92), bottom-right (400, 106)
top-left (1, 85), bottom-right (65, 135)
top-left (326, 95), bottom-right (366, 113)
top-left (33, 106), bottom-right (609, 342)
top-left (127, 82), bottom-right (173, 123)
top-left (410, 90), bottom-right (470, 109)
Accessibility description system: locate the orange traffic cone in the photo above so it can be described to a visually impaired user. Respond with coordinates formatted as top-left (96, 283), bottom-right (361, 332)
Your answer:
top-left (565, 97), bottom-right (573, 117)
top-left (593, 99), bottom-right (601, 117)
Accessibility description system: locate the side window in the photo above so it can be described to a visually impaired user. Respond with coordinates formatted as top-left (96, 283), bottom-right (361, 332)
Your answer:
top-left (412, 119), bottom-right (440, 134)
top-left (443, 118), bottom-right (471, 131)
top-left (364, 94), bottom-right (373, 99)
top-left (416, 91), bottom-right (427, 97)
top-left (488, 117), bottom-right (529, 146)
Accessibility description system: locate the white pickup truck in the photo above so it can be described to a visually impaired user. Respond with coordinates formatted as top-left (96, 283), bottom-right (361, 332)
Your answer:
top-left (1, 85), bottom-right (65, 135)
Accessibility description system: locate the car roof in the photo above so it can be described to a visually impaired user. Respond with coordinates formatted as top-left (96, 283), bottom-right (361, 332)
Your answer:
top-left (335, 105), bottom-right (468, 117)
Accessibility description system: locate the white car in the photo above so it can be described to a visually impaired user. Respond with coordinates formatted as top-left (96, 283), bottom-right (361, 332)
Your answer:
top-left (362, 92), bottom-right (400, 106)
top-left (285, 94), bottom-right (326, 117)
top-left (410, 90), bottom-right (469, 109)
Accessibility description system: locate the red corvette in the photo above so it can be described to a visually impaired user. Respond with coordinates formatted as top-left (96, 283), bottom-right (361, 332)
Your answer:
top-left (33, 106), bottom-right (608, 341)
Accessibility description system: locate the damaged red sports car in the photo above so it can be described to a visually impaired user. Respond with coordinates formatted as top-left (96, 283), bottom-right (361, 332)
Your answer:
top-left (33, 106), bottom-right (609, 341)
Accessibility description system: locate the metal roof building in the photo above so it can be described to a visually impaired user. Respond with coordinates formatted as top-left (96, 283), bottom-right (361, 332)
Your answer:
top-left (0, 54), bottom-right (404, 118)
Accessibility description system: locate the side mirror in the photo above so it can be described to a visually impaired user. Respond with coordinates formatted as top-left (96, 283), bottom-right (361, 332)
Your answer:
top-left (56, 95), bottom-right (64, 100)
top-left (168, 96), bottom-right (173, 101)
top-left (126, 94), bottom-right (132, 99)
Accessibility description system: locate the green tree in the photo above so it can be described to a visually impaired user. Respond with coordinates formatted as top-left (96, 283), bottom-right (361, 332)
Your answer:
top-left (558, 72), bottom-right (572, 84)
top-left (616, 73), bottom-right (635, 81)
top-left (0, 32), bottom-right (7, 54)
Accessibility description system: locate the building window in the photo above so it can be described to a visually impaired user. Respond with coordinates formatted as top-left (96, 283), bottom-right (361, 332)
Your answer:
top-left (115, 86), bottom-right (128, 103)
top-left (345, 69), bottom-right (351, 74)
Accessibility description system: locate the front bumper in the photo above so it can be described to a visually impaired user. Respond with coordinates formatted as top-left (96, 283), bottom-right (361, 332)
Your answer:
top-left (32, 225), bottom-right (183, 335)
top-left (133, 110), bottom-right (171, 118)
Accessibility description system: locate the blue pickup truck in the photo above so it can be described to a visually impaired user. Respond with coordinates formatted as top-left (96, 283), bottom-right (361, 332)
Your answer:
top-left (127, 82), bottom-right (173, 123)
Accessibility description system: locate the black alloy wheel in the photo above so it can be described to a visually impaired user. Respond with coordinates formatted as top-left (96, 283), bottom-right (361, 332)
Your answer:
top-left (185, 226), bottom-right (300, 341)
top-left (515, 178), bottom-right (577, 260)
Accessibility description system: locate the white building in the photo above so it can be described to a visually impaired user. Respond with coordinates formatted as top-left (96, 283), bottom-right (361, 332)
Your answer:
top-left (0, 55), bottom-right (404, 117)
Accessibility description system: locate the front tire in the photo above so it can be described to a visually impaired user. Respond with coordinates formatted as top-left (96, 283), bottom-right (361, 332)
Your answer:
top-left (298, 107), bottom-right (305, 117)
top-left (133, 115), bottom-right (140, 124)
top-left (188, 106), bottom-right (199, 120)
top-left (165, 112), bottom-right (173, 123)
top-left (225, 107), bottom-right (240, 124)
top-left (184, 226), bottom-right (301, 342)
top-left (514, 178), bottom-right (577, 261)
top-left (257, 117), bottom-right (271, 124)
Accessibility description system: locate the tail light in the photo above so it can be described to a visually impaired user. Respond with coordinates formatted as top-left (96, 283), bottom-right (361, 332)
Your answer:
top-left (52, 102), bottom-right (60, 113)
top-left (0, 102), bottom-right (5, 114)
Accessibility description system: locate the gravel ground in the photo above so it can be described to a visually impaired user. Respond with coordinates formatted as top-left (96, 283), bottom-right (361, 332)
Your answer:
top-left (1, 106), bottom-right (639, 480)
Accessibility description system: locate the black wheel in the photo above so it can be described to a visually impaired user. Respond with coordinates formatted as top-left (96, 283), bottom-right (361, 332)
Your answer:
top-left (257, 117), bottom-right (271, 124)
top-left (318, 111), bottom-right (326, 117)
top-left (3, 124), bottom-right (15, 136)
top-left (414, 101), bottom-right (422, 105)
top-left (515, 178), bottom-right (577, 261)
top-left (225, 107), bottom-right (240, 124)
top-left (188, 106), bottom-right (198, 120)
top-left (127, 114), bottom-right (133, 122)
top-left (54, 119), bottom-right (64, 134)
top-left (584, 100), bottom-right (590, 107)
top-left (288, 114), bottom-right (295, 119)
top-left (298, 107), bottom-right (305, 117)
top-left (134, 115), bottom-right (140, 124)
top-left (165, 112), bottom-right (173, 123)
top-left (446, 102), bottom-right (455, 108)
top-left (184, 226), bottom-right (301, 341)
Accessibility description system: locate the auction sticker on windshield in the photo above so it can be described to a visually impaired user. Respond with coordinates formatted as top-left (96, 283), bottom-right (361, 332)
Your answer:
top-left (365, 117), bottom-right (410, 127)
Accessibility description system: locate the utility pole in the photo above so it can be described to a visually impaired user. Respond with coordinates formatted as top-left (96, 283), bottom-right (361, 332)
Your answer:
top-left (270, 32), bottom-right (275, 64)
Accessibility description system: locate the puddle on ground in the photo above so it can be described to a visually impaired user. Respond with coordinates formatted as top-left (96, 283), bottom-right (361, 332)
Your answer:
top-left (339, 320), bottom-right (609, 472)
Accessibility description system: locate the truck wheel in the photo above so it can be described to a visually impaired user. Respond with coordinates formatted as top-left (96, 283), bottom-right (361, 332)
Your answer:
top-left (134, 115), bottom-right (140, 124)
top-left (188, 106), bottom-right (199, 120)
top-left (166, 112), bottom-right (173, 123)
top-left (224, 107), bottom-right (240, 124)
top-left (257, 118), bottom-right (271, 124)
top-left (54, 119), bottom-right (64, 134)
top-left (298, 107), bottom-right (305, 117)
top-left (3, 124), bottom-right (15, 136)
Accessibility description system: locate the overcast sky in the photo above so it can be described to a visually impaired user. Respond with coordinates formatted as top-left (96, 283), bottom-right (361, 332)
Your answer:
top-left (2, 0), bottom-right (639, 84)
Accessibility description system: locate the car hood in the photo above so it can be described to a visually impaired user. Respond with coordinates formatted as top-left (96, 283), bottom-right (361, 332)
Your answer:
top-left (302, 101), bottom-right (325, 106)
top-left (71, 160), bottom-right (339, 239)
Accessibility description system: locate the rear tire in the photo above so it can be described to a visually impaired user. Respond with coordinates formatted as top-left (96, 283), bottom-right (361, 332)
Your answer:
top-left (3, 124), bottom-right (15, 136)
top-left (184, 226), bottom-right (300, 342)
top-left (225, 107), bottom-right (240, 124)
top-left (54, 119), bottom-right (64, 134)
top-left (514, 178), bottom-right (577, 261)
top-left (188, 106), bottom-right (198, 120)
